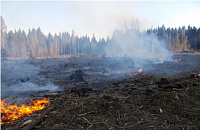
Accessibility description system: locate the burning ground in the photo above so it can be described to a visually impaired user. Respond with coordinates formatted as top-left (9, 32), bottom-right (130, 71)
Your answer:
top-left (1, 54), bottom-right (200, 129)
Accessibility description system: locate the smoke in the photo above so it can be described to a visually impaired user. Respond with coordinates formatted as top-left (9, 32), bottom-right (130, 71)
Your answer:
top-left (63, 2), bottom-right (136, 39)
top-left (1, 82), bottom-right (61, 97)
top-left (106, 26), bottom-right (172, 63)
top-left (1, 60), bottom-right (40, 84)
top-left (1, 60), bottom-right (62, 104)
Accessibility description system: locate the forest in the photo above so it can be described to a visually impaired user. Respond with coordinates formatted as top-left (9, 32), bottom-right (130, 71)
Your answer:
top-left (1, 16), bottom-right (200, 59)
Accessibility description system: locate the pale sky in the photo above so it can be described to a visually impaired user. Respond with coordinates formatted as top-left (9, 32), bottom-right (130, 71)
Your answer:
top-left (1, 1), bottom-right (200, 39)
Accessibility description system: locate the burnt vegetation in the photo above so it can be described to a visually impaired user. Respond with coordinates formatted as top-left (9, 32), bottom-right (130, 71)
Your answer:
top-left (1, 55), bottom-right (200, 129)
top-left (1, 15), bottom-right (200, 129)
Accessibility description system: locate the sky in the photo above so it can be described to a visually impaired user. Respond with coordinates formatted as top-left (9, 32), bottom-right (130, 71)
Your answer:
top-left (1, 1), bottom-right (200, 39)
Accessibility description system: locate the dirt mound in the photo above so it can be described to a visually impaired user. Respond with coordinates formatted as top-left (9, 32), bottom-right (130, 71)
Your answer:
top-left (70, 70), bottom-right (88, 82)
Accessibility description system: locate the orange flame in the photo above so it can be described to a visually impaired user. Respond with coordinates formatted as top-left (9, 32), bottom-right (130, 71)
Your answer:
top-left (47, 93), bottom-right (56, 95)
top-left (175, 59), bottom-right (181, 62)
top-left (138, 68), bottom-right (142, 73)
top-left (1, 98), bottom-right (49, 125)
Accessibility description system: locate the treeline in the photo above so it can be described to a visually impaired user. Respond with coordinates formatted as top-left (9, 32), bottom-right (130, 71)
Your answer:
top-left (2, 28), bottom-right (109, 58)
top-left (147, 25), bottom-right (200, 52)
top-left (1, 16), bottom-right (200, 59)
top-left (1, 16), bottom-right (107, 59)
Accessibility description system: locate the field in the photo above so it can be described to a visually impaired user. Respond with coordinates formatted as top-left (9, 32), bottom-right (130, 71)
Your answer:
top-left (1, 54), bottom-right (200, 129)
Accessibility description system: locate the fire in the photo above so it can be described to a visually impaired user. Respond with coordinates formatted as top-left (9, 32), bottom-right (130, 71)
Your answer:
top-left (1, 98), bottom-right (49, 125)
top-left (47, 93), bottom-right (56, 95)
top-left (129, 73), bottom-right (136, 76)
top-left (175, 59), bottom-right (181, 62)
top-left (138, 68), bottom-right (142, 73)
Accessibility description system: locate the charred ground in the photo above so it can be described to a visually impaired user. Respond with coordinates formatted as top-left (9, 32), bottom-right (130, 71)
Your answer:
top-left (1, 54), bottom-right (200, 129)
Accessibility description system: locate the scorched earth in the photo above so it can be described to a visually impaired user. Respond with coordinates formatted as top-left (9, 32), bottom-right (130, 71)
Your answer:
top-left (1, 54), bottom-right (200, 129)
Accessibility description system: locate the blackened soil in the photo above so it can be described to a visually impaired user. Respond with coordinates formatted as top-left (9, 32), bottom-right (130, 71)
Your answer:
top-left (1, 54), bottom-right (200, 129)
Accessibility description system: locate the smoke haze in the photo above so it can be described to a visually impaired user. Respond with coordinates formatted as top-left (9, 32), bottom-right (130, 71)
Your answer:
top-left (1, 60), bottom-right (62, 104)
top-left (106, 27), bottom-right (172, 64)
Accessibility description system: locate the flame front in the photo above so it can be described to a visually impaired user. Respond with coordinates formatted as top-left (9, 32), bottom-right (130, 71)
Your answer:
top-left (138, 68), bottom-right (142, 73)
top-left (175, 59), bottom-right (181, 62)
top-left (1, 98), bottom-right (49, 125)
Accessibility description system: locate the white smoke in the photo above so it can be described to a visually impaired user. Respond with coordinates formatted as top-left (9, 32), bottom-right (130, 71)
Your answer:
top-left (106, 27), bottom-right (172, 63)
top-left (1, 82), bottom-right (61, 97)
top-left (1, 60), bottom-right (62, 101)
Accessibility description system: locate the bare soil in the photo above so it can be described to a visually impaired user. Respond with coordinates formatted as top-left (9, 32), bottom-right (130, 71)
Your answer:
top-left (1, 54), bottom-right (200, 129)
